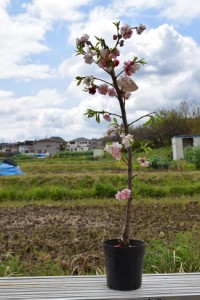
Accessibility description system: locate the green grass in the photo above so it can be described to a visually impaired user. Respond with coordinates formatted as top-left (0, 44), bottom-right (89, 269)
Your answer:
top-left (0, 231), bottom-right (199, 276)
top-left (1, 170), bottom-right (200, 202)
top-left (145, 231), bottom-right (200, 273)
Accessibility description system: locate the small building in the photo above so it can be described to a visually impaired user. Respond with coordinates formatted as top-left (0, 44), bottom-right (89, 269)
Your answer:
top-left (171, 134), bottom-right (200, 160)
top-left (93, 148), bottom-right (104, 158)
top-left (67, 137), bottom-right (92, 152)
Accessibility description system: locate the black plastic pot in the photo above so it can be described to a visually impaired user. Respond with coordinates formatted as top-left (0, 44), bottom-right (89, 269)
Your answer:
top-left (103, 239), bottom-right (145, 291)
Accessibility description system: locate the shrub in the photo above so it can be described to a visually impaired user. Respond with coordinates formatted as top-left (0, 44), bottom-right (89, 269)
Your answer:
top-left (54, 151), bottom-right (93, 160)
top-left (184, 146), bottom-right (200, 169)
top-left (149, 156), bottom-right (170, 170)
top-left (93, 182), bottom-right (117, 198)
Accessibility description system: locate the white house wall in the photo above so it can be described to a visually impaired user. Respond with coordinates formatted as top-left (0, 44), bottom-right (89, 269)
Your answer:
top-left (172, 137), bottom-right (177, 160)
top-left (172, 137), bottom-right (186, 160)
top-left (193, 137), bottom-right (200, 146)
top-left (172, 135), bottom-right (200, 160)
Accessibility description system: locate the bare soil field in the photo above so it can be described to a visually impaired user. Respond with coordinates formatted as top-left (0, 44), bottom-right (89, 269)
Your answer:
top-left (0, 201), bottom-right (199, 275)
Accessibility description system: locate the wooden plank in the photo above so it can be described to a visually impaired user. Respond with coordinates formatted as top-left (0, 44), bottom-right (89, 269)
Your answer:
top-left (0, 273), bottom-right (199, 299)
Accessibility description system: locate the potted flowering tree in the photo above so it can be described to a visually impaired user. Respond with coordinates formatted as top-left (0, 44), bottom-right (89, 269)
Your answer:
top-left (75, 21), bottom-right (153, 291)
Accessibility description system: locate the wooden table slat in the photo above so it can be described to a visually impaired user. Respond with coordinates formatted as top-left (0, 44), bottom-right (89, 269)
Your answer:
top-left (0, 273), bottom-right (199, 299)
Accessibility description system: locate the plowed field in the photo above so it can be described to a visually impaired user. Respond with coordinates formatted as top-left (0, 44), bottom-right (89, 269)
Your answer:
top-left (0, 201), bottom-right (199, 275)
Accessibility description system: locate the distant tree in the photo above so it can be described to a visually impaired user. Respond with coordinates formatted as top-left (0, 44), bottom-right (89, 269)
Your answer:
top-left (130, 100), bottom-right (200, 148)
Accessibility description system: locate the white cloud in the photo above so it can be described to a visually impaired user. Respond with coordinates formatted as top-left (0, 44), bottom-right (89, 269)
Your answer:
top-left (66, 24), bottom-right (200, 111)
top-left (0, 1), bottom-right (200, 142)
top-left (23, 0), bottom-right (93, 22)
top-left (110, 0), bottom-right (200, 22)
top-left (161, 0), bottom-right (200, 21)
top-left (0, 0), bottom-right (10, 9)
top-left (0, 5), bottom-right (51, 80)
top-left (0, 87), bottom-right (107, 142)
top-left (64, 22), bottom-right (200, 124)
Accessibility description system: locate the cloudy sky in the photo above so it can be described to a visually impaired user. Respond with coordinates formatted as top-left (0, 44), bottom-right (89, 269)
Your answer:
top-left (0, 0), bottom-right (200, 142)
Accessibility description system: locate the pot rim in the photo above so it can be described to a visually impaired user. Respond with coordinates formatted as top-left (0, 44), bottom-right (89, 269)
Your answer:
top-left (103, 239), bottom-right (145, 249)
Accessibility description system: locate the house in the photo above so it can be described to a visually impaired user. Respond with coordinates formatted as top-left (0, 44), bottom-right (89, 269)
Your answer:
top-left (18, 141), bottom-right (34, 154)
top-left (34, 137), bottom-right (66, 155)
top-left (67, 137), bottom-right (92, 152)
top-left (171, 134), bottom-right (200, 160)
top-left (0, 143), bottom-right (19, 155)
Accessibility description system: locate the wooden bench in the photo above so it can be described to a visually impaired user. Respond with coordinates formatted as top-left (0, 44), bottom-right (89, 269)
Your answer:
top-left (0, 273), bottom-right (199, 299)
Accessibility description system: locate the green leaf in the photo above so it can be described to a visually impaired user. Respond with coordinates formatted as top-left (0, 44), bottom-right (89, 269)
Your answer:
top-left (94, 36), bottom-right (102, 41)
top-left (133, 56), bottom-right (138, 62)
top-left (143, 114), bottom-right (158, 126)
top-left (113, 21), bottom-right (120, 29)
top-left (96, 114), bottom-right (100, 123)
top-left (138, 58), bottom-right (147, 65)
top-left (75, 76), bottom-right (84, 86)
top-left (84, 109), bottom-right (94, 117)
top-left (113, 117), bottom-right (118, 124)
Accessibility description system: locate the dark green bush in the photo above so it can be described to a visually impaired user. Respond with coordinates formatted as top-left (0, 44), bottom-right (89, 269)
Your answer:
top-left (149, 156), bottom-right (170, 170)
top-left (54, 151), bottom-right (93, 159)
top-left (93, 182), bottom-right (117, 198)
top-left (184, 145), bottom-right (200, 169)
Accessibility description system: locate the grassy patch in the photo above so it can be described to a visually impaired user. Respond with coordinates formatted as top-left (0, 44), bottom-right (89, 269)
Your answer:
top-left (145, 231), bottom-right (200, 273)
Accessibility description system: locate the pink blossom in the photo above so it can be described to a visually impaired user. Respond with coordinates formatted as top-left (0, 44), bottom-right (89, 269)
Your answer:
top-left (98, 59), bottom-right (112, 72)
top-left (103, 114), bottom-right (111, 122)
top-left (120, 24), bottom-right (133, 39)
top-left (99, 49), bottom-right (120, 72)
top-left (84, 53), bottom-right (93, 64)
top-left (76, 34), bottom-right (90, 46)
top-left (83, 48), bottom-right (95, 64)
top-left (106, 127), bottom-right (119, 137)
top-left (100, 48), bottom-right (109, 58)
top-left (117, 75), bottom-right (138, 93)
top-left (108, 88), bottom-right (117, 97)
top-left (105, 142), bottom-right (122, 160)
top-left (124, 60), bottom-right (140, 76)
top-left (83, 76), bottom-right (94, 87)
top-left (99, 56), bottom-right (112, 72)
top-left (109, 48), bottom-right (120, 59)
top-left (80, 34), bottom-right (90, 42)
top-left (137, 157), bottom-right (149, 167)
top-left (136, 24), bottom-right (146, 35)
top-left (113, 60), bottom-right (119, 67)
top-left (98, 84), bottom-right (108, 95)
top-left (120, 134), bottom-right (134, 147)
top-left (88, 86), bottom-right (96, 94)
top-left (115, 189), bottom-right (131, 201)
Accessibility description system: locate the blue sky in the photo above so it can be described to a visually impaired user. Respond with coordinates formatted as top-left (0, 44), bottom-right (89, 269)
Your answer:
top-left (0, 0), bottom-right (200, 142)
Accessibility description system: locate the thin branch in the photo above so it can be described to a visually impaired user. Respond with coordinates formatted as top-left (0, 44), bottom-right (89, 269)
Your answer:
top-left (92, 77), bottom-right (114, 87)
top-left (116, 69), bottom-right (125, 79)
top-left (89, 109), bottom-right (122, 119)
top-left (128, 112), bottom-right (155, 127)
top-left (122, 155), bottom-right (128, 166)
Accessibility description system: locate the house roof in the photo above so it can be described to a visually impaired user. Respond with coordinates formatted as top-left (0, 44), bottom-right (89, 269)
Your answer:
top-left (172, 134), bottom-right (200, 138)
top-left (36, 137), bottom-right (66, 143)
top-left (18, 140), bottom-right (34, 146)
top-left (70, 137), bottom-right (90, 142)
top-left (49, 137), bottom-right (66, 143)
